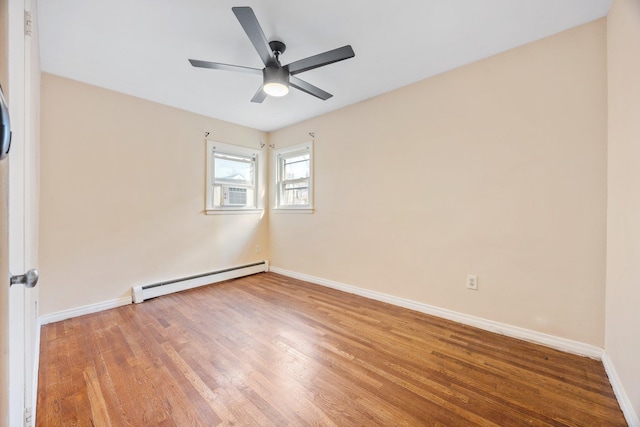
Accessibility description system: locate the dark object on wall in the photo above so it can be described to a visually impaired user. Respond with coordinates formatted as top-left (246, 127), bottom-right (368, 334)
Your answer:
top-left (189, 6), bottom-right (355, 103)
top-left (0, 84), bottom-right (11, 161)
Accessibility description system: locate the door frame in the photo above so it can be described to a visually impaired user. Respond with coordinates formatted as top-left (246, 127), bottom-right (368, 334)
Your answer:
top-left (0, 0), bottom-right (10, 424)
top-left (6, 0), bottom-right (39, 425)
top-left (7, 0), bottom-right (26, 423)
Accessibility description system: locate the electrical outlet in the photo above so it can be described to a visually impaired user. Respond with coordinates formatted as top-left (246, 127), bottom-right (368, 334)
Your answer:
top-left (466, 275), bottom-right (478, 290)
top-left (255, 244), bottom-right (261, 253)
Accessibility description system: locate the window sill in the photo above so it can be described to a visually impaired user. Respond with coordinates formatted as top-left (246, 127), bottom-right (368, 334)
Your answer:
top-left (206, 209), bottom-right (264, 215)
top-left (272, 208), bottom-right (314, 214)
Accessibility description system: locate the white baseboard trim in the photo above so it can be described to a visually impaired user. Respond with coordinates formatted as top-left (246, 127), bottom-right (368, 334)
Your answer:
top-left (39, 296), bottom-right (132, 325)
top-left (269, 266), bottom-right (604, 360)
top-left (602, 351), bottom-right (640, 427)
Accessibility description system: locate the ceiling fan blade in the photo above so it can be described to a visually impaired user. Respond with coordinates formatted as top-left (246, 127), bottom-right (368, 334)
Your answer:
top-left (287, 45), bottom-right (355, 75)
top-left (289, 76), bottom-right (333, 100)
top-left (188, 59), bottom-right (262, 75)
top-left (232, 7), bottom-right (274, 67)
top-left (251, 85), bottom-right (267, 103)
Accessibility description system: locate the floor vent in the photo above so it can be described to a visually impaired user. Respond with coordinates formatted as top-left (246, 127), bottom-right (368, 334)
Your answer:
top-left (132, 261), bottom-right (268, 303)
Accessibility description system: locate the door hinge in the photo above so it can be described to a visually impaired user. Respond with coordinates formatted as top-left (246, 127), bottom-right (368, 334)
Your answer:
top-left (24, 11), bottom-right (32, 37)
top-left (24, 406), bottom-right (33, 427)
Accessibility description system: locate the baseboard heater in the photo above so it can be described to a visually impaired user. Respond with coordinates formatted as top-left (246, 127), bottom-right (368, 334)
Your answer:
top-left (132, 260), bottom-right (268, 304)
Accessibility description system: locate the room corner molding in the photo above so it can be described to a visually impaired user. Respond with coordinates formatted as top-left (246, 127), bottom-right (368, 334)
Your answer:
top-left (269, 266), bottom-right (604, 360)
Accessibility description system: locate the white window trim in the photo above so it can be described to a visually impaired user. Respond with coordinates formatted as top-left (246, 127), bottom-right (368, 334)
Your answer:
top-left (206, 140), bottom-right (262, 215)
top-left (273, 141), bottom-right (314, 212)
top-left (206, 209), bottom-right (264, 215)
top-left (272, 208), bottom-right (314, 214)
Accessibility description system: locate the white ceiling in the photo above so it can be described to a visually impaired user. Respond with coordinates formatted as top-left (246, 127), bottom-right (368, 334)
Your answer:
top-left (37, 0), bottom-right (611, 132)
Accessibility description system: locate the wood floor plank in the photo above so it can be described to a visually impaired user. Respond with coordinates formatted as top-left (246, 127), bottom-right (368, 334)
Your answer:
top-left (83, 366), bottom-right (112, 426)
top-left (36, 272), bottom-right (627, 426)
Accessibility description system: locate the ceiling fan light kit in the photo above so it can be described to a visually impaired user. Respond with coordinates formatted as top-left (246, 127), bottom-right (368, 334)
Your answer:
top-left (189, 6), bottom-right (355, 103)
top-left (263, 65), bottom-right (290, 97)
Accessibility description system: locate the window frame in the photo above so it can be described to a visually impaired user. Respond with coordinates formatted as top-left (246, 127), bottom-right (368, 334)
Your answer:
top-left (206, 140), bottom-right (262, 215)
top-left (273, 141), bottom-right (314, 213)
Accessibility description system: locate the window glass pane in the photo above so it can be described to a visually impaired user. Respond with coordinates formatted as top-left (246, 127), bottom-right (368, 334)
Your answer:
top-left (214, 155), bottom-right (254, 186)
top-left (282, 181), bottom-right (309, 205)
top-left (282, 154), bottom-right (309, 180)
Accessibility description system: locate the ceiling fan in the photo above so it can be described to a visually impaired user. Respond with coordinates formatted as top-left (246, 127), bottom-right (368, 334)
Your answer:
top-left (189, 6), bottom-right (355, 103)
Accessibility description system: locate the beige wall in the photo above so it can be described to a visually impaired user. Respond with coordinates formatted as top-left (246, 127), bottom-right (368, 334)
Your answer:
top-left (270, 20), bottom-right (608, 346)
top-left (39, 74), bottom-right (269, 315)
top-left (606, 0), bottom-right (640, 419)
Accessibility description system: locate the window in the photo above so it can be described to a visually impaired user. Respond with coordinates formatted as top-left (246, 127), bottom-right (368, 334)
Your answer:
top-left (274, 141), bottom-right (313, 211)
top-left (206, 141), bottom-right (260, 213)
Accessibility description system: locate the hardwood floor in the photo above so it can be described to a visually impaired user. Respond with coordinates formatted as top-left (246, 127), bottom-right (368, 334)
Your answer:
top-left (36, 272), bottom-right (626, 426)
